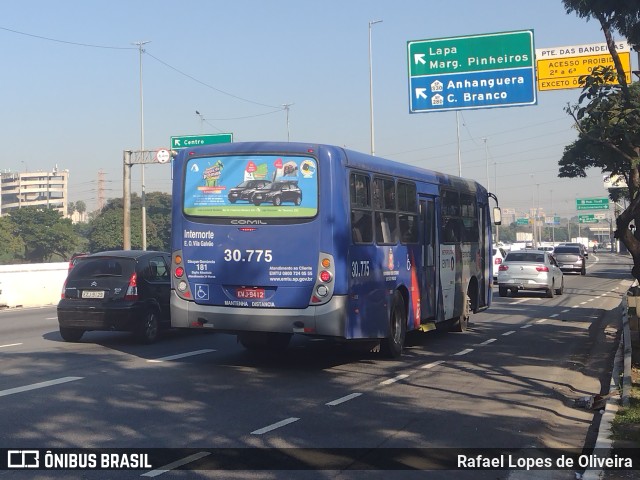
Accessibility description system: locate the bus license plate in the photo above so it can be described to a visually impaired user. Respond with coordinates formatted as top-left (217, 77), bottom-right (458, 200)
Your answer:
top-left (236, 288), bottom-right (265, 299)
top-left (82, 290), bottom-right (105, 299)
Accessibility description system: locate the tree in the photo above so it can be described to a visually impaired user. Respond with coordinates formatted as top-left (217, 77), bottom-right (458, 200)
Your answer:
top-left (560, 1), bottom-right (640, 279)
top-left (86, 192), bottom-right (171, 252)
top-left (8, 207), bottom-right (78, 262)
top-left (0, 216), bottom-right (25, 263)
top-left (75, 200), bottom-right (87, 215)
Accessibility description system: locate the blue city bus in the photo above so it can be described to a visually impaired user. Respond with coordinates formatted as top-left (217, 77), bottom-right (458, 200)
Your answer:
top-left (170, 142), bottom-right (501, 357)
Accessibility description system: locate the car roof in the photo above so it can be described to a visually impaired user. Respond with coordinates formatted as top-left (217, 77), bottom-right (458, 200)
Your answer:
top-left (86, 250), bottom-right (168, 260)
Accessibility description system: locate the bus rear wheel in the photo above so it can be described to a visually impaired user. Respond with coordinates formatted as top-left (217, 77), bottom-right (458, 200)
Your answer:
top-left (381, 291), bottom-right (406, 359)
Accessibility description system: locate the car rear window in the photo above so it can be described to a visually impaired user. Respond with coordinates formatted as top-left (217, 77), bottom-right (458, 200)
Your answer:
top-left (505, 252), bottom-right (544, 263)
top-left (69, 257), bottom-right (136, 279)
top-left (554, 246), bottom-right (580, 254)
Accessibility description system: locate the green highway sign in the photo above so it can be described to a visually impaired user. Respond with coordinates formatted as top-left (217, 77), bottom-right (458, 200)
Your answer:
top-left (576, 197), bottom-right (609, 211)
top-left (578, 214), bottom-right (599, 224)
top-left (170, 133), bottom-right (233, 149)
top-left (516, 218), bottom-right (529, 225)
top-left (407, 30), bottom-right (536, 112)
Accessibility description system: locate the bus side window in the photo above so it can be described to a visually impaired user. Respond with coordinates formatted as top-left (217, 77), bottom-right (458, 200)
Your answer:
top-left (398, 181), bottom-right (418, 244)
top-left (376, 211), bottom-right (398, 244)
top-left (351, 210), bottom-right (373, 243)
top-left (350, 172), bottom-right (373, 244)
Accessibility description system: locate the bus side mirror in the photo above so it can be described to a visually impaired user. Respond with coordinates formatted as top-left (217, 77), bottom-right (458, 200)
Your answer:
top-left (493, 207), bottom-right (502, 226)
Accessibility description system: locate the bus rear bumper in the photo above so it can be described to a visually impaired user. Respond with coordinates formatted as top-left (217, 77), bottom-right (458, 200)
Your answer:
top-left (170, 291), bottom-right (349, 338)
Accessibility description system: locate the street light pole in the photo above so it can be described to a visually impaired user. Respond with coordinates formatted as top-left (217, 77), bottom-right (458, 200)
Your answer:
top-left (133, 40), bottom-right (150, 251)
top-left (482, 137), bottom-right (489, 190)
top-left (282, 103), bottom-right (293, 141)
top-left (368, 19), bottom-right (382, 156)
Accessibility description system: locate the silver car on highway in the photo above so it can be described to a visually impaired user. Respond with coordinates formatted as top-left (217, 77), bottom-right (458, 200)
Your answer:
top-left (497, 250), bottom-right (564, 298)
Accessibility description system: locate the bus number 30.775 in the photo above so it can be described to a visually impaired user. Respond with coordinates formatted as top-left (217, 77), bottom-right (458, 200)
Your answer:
top-left (351, 260), bottom-right (370, 278)
top-left (223, 249), bottom-right (273, 262)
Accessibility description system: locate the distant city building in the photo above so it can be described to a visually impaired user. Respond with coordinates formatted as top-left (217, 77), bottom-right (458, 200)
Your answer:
top-left (0, 168), bottom-right (68, 217)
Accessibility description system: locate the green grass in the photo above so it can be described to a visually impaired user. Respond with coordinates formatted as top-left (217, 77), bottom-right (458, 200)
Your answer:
top-left (610, 330), bottom-right (640, 446)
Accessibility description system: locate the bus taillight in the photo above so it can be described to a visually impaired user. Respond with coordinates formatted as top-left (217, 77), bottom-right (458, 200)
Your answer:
top-left (175, 266), bottom-right (184, 277)
top-left (319, 270), bottom-right (332, 283)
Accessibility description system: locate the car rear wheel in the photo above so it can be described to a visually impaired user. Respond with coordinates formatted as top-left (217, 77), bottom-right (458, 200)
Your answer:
top-left (136, 310), bottom-right (160, 344)
top-left (59, 327), bottom-right (84, 342)
top-left (381, 291), bottom-right (406, 358)
top-left (272, 196), bottom-right (282, 206)
top-left (546, 281), bottom-right (555, 298)
top-left (555, 279), bottom-right (564, 295)
top-left (498, 286), bottom-right (508, 297)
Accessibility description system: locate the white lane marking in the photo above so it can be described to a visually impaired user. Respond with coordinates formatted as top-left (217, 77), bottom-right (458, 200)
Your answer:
top-left (580, 301), bottom-right (588, 305)
top-left (537, 319), bottom-right (548, 324)
top-left (45, 317), bottom-right (57, 320)
top-left (502, 330), bottom-right (516, 336)
top-left (0, 343), bottom-right (23, 349)
top-left (326, 393), bottom-right (362, 406)
top-left (588, 298), bottom-right (594, 302)
top-left (550, 314), bottom-right (559, 318)
top-left (141, 452), bottom-right (211, 477)
top-left (421, 360), bottom-right (445, 369)
top-left (147, 349), bottom-right (215, 363)
top-left (521, 325), bottom-right (532, 329)
top-left (251, 417), bottom-right (300, 435)
top-left (561, 309), bottom-right (570, 313)
top-left (379, 374), bottom-right (410, 386)
top-left (478, 339), bottom-right (496, 346)
top-left (453, 348), bottom-right (473, 356)
top-left (0, 376), bottom-right (83, 397)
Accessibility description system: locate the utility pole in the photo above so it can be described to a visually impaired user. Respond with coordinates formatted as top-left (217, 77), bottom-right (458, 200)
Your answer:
top-left (282, 103), bottom-right (293, 141)
top-left (368, 20), bottom-right (382, 155)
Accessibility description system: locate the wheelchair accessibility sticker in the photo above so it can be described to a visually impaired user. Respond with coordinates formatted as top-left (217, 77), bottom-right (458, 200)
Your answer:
top-left (194, 284), bottom-right (210, 300)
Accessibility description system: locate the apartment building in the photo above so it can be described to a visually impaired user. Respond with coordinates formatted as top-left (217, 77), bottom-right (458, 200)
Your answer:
top-left (0, 168), bottom-right (68, 216)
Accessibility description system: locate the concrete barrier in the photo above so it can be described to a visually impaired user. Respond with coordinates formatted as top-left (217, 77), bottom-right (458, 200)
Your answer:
top-left (0, 262), bottom-right (68, 308)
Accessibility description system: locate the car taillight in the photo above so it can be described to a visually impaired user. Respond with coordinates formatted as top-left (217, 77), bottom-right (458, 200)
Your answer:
top-left (494, 258), bottom-right (502, 264)
top-left (536, 266), bottom-right (549, 272)
top-left (124, 272), bottom-right (139, 300)
top-left (61, 279), bottom-right (67, 299)
top-left (498, 265), bottom-right (509, 271)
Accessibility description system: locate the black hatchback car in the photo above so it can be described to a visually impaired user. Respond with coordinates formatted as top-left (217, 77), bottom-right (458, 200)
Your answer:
top-left (251, 180), bottom-right (302, 206)
top-left (57, 250), bottom-right (171, 344)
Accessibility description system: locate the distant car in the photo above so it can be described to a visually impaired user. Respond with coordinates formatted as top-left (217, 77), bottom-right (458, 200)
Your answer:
top-left (227, 179), bottom-right (272, 203)
top-left (57, 250), bottom-right (171, 344)
top-left (559, 242), bottom-right (588, 259)
top-left (252, 180), bottom-right (302, 206)
top-left (497, 250), bottom-right (564, 298)
top-left (554, 245), bottom-right (586, 275)
top-left (492, 246), bottom-right (507, 280)
top-left (537, 246), bottom-right (554, 253)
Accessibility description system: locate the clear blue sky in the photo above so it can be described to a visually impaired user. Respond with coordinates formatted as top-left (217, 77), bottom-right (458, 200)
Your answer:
top-left (1, 0), bottom-right (634, 218)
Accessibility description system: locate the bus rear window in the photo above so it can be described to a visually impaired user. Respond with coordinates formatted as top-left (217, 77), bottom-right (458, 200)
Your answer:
top-left (182, 155), bottom-right (318, 218)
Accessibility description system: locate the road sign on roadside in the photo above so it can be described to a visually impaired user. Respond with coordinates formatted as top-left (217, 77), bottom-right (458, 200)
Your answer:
top-left (578, 214), bottom-right (599, 224)
top-left (407, 30), bottom-right (536, 113)
top-left (170, 133), bottom-right (233, 149)
top-left (535, 41), bottom-right (631, 91)
top-left (576, 197), bottom-right (609, 211)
